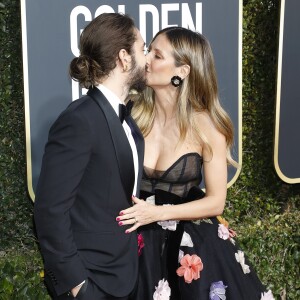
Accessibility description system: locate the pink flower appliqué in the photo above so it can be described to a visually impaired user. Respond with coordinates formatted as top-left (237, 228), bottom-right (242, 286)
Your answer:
top-left (137, 233), bottom-right (144, 256)
top-left (176, 254), bottom-right (203, 283)
top-left (217, 216), bottom-right (237, 240)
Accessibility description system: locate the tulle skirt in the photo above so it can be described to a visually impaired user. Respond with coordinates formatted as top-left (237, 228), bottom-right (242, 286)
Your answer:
top-left (131, 188), bottom-right (270, 300)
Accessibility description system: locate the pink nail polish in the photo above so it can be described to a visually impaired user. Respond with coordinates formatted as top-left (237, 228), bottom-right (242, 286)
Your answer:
top-left (118, 222), bottom-right (123, 226)
top-left (125, 230), bottom-right (129, 234)
top-left (120, 211), bottom-right (124, 216)
top-left (116, 217), bottom-right (120, 221)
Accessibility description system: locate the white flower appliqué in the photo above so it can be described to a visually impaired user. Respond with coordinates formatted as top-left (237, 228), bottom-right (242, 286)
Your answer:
top-left (230, 238), bottom-right (236, 245)
top-left (218, 224), bottom-right (230, 240)
top-left (157, 220), bottom-right (178, 231)
top-left (235, 250), bottom-right (250, 274)
top-left (153, 279), bottom-right (171, 300)
top-left (145, 195), bottom-right (155, 205)
top-left (178, 249), bottom-right (184, 263)
top-left (180, 232), bottom-right (194, 247)
top-left (156, 204), bottom-right (179, 231)
top-left (260, 290), bottom-right (275, 300)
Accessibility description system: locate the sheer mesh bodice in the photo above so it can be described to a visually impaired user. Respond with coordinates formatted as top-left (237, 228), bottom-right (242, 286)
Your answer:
top-left (141, 152), bottom-right (203, 198)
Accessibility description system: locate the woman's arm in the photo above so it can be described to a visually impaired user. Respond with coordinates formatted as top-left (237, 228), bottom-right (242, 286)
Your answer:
top-left (117, 114), bottom-right (228, 233)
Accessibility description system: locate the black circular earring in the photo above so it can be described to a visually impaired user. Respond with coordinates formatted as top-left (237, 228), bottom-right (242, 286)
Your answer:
top-left (171, 76), bottom-right (183, 87)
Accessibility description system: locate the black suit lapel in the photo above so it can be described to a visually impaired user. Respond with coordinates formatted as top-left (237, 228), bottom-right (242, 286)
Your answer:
top-left (126, 116), bottom-right (145, 196)
top-left (87, 87), bottom-right (135, 204)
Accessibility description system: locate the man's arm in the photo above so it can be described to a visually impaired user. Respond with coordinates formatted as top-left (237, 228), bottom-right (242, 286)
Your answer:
top-left (34, 109), bottom-right (90, 296)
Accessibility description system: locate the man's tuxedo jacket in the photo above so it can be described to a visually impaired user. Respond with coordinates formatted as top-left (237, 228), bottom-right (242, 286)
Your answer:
top-left (34, 87), bottom-right (144, 297)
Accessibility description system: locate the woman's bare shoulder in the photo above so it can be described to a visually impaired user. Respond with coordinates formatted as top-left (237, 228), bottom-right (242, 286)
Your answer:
top-left (193, 111), bottom-right (226, 145)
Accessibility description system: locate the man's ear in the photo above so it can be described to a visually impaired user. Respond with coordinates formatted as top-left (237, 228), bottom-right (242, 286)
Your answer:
top-left (178, 64), bottom-right (190, 79)
top-left (118, 49), bottom-right (132, 71)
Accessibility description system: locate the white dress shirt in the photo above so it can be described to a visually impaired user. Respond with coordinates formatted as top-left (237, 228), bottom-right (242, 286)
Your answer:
top-left (96, 84), bottom-right (139, 196)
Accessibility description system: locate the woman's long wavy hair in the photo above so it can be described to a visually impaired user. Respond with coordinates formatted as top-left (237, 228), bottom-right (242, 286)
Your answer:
top-left (132, 27), bottom-right (237, 166)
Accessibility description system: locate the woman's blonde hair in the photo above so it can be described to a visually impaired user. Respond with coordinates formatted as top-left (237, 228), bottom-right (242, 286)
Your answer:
top-left (132, 27), bottom-right (236, 166)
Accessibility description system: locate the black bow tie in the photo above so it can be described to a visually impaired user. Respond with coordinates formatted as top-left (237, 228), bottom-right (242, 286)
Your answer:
top-left (119, 100), bottom-right (133, 123)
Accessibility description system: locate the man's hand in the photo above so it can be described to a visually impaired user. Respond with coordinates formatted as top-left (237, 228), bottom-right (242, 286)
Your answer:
top-left (71, 281), bottom-right (85, 297)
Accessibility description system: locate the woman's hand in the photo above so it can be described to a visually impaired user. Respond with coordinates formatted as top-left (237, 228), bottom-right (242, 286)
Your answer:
top-left (116, 196), bottom-right (160, 233)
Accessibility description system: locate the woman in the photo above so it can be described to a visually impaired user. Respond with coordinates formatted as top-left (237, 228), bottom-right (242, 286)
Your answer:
top-left (117, 27), bottom-right (273, 300)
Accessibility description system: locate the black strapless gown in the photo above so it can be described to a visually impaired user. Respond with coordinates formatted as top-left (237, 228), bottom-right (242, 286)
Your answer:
top-left (132, 153), bottom-right (272, 300)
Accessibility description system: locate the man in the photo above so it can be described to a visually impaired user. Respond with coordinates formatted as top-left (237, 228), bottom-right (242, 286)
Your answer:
top-left (34, 13), bottom-right (146, 299)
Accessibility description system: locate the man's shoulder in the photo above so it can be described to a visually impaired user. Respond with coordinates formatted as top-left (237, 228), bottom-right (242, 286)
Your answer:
top-left (66, 95), bottom-right (96, 113)
top-left (52, 95), bottom-right (101, 129)
top-left (60, 95), bottom-right (103, 120)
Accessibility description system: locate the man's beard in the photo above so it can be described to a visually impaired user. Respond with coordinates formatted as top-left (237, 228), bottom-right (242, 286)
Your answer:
top-left (127, 56), bottom-right (147, 93)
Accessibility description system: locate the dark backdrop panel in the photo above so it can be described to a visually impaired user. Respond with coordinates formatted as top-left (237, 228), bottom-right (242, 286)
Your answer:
top-left (21, 0), bottom-right (242, 199)
top-left (275, 0), bottom-right (300, 183)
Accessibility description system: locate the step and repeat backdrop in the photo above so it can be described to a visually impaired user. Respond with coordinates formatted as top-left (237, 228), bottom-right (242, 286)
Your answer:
top-left (21, 0), bottom-right (243, 200)
top-left (274, 0), bottom-right (300, 184)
